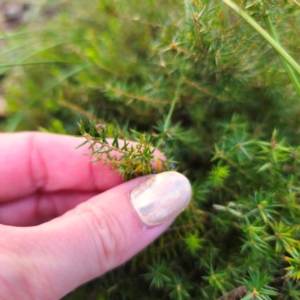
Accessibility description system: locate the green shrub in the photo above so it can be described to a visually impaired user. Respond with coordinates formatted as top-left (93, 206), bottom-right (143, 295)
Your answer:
top-left (2, 0), bottom-right (300, 298)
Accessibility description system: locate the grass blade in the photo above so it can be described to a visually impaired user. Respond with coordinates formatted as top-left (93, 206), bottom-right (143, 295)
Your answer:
top-left (222, 0), bottom-right (300, 77)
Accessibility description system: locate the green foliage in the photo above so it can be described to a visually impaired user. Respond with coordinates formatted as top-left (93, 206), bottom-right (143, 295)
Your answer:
top-left (144, 260), bottom-right (172, 289)
top-left (284, 249), bottom-right (300, 280)
top-left (240, 271), bottom-right (278, 300)
top-left (2, 0), bottom-right (300, 299)
top-left (208, 164), bottom-right (230, 188)
top-left (184, 230), bottom-right (205, 256)
top-left (77, 120), bottom-right (172, 181)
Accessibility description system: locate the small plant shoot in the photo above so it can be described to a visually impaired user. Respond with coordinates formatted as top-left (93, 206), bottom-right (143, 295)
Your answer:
top-left (77, 120), bottom-right (172, 181)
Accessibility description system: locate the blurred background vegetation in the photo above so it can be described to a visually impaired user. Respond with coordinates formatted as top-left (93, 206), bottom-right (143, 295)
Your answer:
top-left (2, 0), bottom-right (300, 299)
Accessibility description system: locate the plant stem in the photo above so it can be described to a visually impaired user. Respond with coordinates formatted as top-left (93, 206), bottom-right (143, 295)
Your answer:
top-left (156, 66), bottom-right (184, 149)
top-left (264, 15), bottom-right (300, 97)
top-left (165, 76), bottom-right (183, 130)
top-left (84, 134), bottom-right (126, 154)
top-left (222, 0), bottom-right (300, 77)
top-left (184, 0), bottom-right (190, 22)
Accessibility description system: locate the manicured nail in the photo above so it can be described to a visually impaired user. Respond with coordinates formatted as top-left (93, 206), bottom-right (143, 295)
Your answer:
top-left (130, 171), bottom-right (192, 226)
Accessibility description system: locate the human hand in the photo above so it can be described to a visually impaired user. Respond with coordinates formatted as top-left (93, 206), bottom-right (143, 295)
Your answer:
top-left (0, 132), bottom-right (192, 300)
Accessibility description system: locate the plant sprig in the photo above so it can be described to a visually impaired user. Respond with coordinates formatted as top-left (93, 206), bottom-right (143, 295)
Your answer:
top-left (77, 120), bottom-right (172, 181)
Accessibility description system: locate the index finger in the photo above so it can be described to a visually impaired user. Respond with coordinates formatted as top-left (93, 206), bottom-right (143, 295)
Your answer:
top-left (0, 132), bottom-right (124, 202)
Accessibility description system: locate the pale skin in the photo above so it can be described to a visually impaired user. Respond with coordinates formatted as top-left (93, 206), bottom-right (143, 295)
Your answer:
top-left (0, 132), bottom-right (172, 300)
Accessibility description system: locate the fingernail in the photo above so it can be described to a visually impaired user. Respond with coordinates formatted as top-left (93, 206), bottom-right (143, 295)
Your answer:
top-left (130, 171), bottom-right (192, 226)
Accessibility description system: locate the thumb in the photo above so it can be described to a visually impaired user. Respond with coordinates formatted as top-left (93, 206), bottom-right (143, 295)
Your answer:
top-left (12, 171), bottom-right (192, 300)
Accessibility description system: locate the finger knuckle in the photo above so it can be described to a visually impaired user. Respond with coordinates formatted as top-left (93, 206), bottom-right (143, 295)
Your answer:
top-left (80, 203), bottom-right (127, 272)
